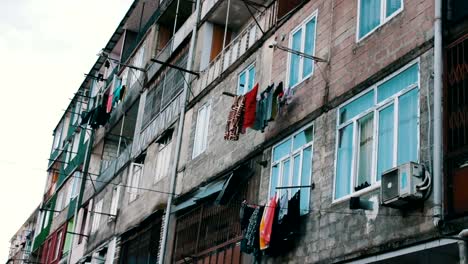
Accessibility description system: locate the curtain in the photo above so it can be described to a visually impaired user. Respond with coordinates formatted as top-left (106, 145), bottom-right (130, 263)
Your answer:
top-left (289, 29), bottom-right (302, 87)
top-left (357, 113), bottom-right (374, 187)
top-left (303, 18), bottom-right (316, 78)
top-left (397, 89), bottom-right (419, 165)
top-left (386, 0), bottom-right (401, 17)
top-left (359, 0), bottom-right (381, 38)
top-left (377, 105), bottom-right (394, 180)
top-left (335, 124), bottom-right (353, 198)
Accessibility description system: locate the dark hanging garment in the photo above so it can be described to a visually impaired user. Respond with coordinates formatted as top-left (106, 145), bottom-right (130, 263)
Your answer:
top-left (253, 84), bottom-right (274, 132)
top-left (119, 85), bottom-right (127, 101)
top-left (224, 95), bottom-right (245, 141)
top-left (272, 82), bottom-right (284, 119)
top-left (241, 206), bottom-right (264, 255)
top-left (240, 203), bottom-right (255, 230)
top-left (90, 105), bottom-right (110, 129)
top-left (278, 193), bottom-right (288, 223)
top-left (80, 109), bottom-right (94, 126)
top-left (241, 84), bottom-right (259, 133)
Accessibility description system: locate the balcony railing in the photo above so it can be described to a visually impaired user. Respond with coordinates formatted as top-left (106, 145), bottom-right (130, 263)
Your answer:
top-left (193, 1), bottom-right (277, 96)
top-left (97, 146), bottom-right (132, 192)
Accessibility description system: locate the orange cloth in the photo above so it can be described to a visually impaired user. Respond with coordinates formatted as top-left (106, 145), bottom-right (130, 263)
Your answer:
top-left (259, 194), bottom-right (278, 250)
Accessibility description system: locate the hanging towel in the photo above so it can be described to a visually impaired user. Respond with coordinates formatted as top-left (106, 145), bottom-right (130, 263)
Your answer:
top-left (241, 84), bottom-right (259, 133)
top-left (106, 92), bottom-right (113, 113)
top-left (259, 194), bottom-right (278, 250)
top-left (112, 84), bottom-right (122, 106)
top-left (224, 95), bottom-right (246, 141)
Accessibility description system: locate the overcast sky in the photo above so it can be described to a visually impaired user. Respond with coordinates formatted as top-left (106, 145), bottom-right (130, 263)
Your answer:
top-left (0, 0), bottom-right (132, 261)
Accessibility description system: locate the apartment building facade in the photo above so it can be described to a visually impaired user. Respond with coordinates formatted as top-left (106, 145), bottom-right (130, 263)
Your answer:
top-left (14, 0), bottom-right (468, 263)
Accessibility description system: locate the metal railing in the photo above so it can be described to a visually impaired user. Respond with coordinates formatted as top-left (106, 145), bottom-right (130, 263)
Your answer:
top-left (193, 1), bottom-right (277, 96)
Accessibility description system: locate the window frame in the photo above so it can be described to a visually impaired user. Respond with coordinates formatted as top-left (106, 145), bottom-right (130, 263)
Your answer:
top-left (333, 59), bottom-right (420, 203)
top-left (286, 10), bottom-right (318, 89)
top-left (237, 63), bottom-right (256, 95)
top-left (110, 185), bottom-right (121, 217)
top-left (192, 102), bottom-right (211, 159)
top-left (128, 163), bottom-right (143, 202)
top-left (91, 199), bottom-right (103, 234)
top-left (268, 123), bottom-right (314, 213)
top-left (154, 135), bottom-right (173, 183)
top-left (356, 0), bottom-right (404, 42)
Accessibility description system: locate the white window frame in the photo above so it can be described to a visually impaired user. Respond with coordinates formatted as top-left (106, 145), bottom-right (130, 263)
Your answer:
top-left (154, 136), bottom-right (173, 183)
top-left (128, 163), bottom-right (143, 202)
top-left (70, 132), bottom-right (80, 161)
top-left (54, 230), bottom-right (63, 260)
top-left (42, 210), bottom-right (50, 230)
top-left (268, 123), bottom-right (314, 214)
top-left (52, 122), bottom-right (63, 151)
top-left (192, 102), bottom-right (211, 158)
top-left (237, 64), bottom-right (256, 95)
top-left (91, 199), bottom-right (103, 233)
top-left (356, 0), bottom-right (404, 42)
top-left (110, 185), bottom-right (121, 218)
top-left (286, 10), bottom-right (318, 89)
top-left (71, 172), bottom-right (80, 199)
top-left (55, 191), bottom-right (64, 217)
top-left (333, 59), bottom-right (420, 203)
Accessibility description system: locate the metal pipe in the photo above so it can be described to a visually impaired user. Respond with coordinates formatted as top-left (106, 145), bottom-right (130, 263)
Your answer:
top-left (460, 229), bottom-right (468, 264)
top-left (433, 0), bottom-right (443, 227)
top-left (158, 0), bottom-right (201, 262)
top-left (116, 114), bottom-right (125, 155)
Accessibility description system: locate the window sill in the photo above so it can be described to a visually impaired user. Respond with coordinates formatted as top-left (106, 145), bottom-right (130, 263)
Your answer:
top-left (332, 182), bottom-right (381, 205)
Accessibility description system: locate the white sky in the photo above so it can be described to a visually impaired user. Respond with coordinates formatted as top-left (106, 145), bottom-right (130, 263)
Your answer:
top-left (0, 0), bottom-right (132, 261)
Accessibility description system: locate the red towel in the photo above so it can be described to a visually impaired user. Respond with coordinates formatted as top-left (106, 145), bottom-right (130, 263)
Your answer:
top-left (242, 84), bottom-right (258, 133)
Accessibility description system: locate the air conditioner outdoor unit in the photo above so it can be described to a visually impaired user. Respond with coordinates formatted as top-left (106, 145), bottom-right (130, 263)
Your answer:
top-left (381, 162), bottom-right (425, 208)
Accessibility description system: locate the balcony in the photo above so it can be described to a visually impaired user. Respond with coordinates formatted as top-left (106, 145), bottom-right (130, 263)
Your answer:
top-left (97, 146), bottom-right (132, 192)
top-left (192, 1), bottom-right (277, 96)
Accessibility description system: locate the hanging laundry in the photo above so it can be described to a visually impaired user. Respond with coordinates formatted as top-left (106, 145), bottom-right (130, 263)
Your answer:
top-left (119, 85), bottom-right (127, 101)
top-left (241, 206), bottom-right (264, 255)
top-left (224, 95), bottom-right (246, 141)
top-left (259, 194), bottom-right (278, 250)
top-left (240, 202), bottom-right (255, 230)
top-left (278, 193), bottom-right (288, 223)
top-left (272, 82), bottom-right (283, 119)
top-left (253, 84), bottom-right (274, 132)
top-left (112, 84), bottom-right (122, 106)
top-left (106, 92), bottom-right (113, 113)
top-left (90, 105), bottom-right (110, 129)
top-left (278, 190), bottom-right (301, 241)
top-left (241, 84), bottom-right (259, 133)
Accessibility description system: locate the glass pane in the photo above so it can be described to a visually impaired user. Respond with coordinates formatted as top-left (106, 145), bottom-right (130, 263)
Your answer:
top-left (377, 64), bottom-right (418, 102)
top-left (273, 138), bottom-right (292, 161)
top-left (289, 29), bottom-right (302, 87)
top-left (281, 160), bottom-right (291, 198)
top-left (335, 124), bottom-right (353, 199)
top-left (397, 89), bottom-right (419, 165)
top-left (386, 0), bottom-right (401, 17)
top-left (248, 66), bottom-right (255, 92)
top-left (339, 90), bottom-right (375, 124)
top-left (293, 126), bottom-right (314, 150)
top-left (359, 0), bottom-right (381, 38)
top-left (292, 155), bottom-right (301, 195)
top-left (303, 18), bottom-right (316, 78)
top-left (238, 71), bottom-right (246, 95)
top-left (270, 165), bottom-right (279, 198)
top-left (357, 113), bottom-right (374, 189)
top-left (301, 147), bottom-right (312, 214)
top-left (377, 104), bottom-right (394, 180)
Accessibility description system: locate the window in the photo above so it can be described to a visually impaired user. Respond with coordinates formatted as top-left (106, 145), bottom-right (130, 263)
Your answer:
top-left (71, 172), bottom-right (80, 199)
top-left (288, 12), bottom-right (317, 88)
top-left (238, 64), bottom-right (256, 95)
top-left (53, 122), bottom-right (63, 151)
top-left (110, 185), bottom-right (121, 217)
top-left (155, 135), bottom-right (173, 183)
top-left (71, 101), bottom-right (81, 125)
top-left (70, 133), bottom-right (80, 161)
top-left (91, 199), bottom-right (103, 233)
top-left (192, 103), bottom-right (211, 158)
top-left (129, 44), bottom-right (146, 88)
top-left (78, 206), bottom-right (88, 244)
top-left (128, 163), bottom-right (143, 202)
top-left (54, 230), bottom-right (63, 260)
top-left (43, 210), bottom-right (50, 229)
top-left (334, 62), bottom-right (419, 200)
top-left (358, 0), bottom-right (403, 40)
top-left (55, 192), bottom-right (64, 216)
top-left (269, 125), bottom-right (314, 214)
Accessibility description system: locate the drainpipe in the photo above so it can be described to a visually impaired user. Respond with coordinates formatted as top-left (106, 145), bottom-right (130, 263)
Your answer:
top-left (433, 0), bottom-right (443, 227)
top-left (158, 0), bottom-right (201, 262)
top-left (459, 229), bottom-right (468, 264)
